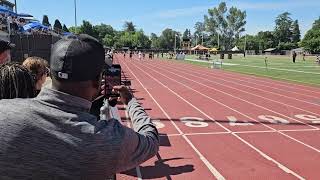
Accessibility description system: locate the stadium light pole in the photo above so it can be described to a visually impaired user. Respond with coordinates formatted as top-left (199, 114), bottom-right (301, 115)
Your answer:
top-left (74, 0), bottom-right (78, 33)
top-left (174, 33), bottom-right (177, 54)
top-left (201, 34), bottom-right (204, 45)
top-left (217, 33), bottom-right (220, 49)
top-left (244, 34), bottom-right (247, 53)
top-left (195, 35), bottom-right (198, 45)
top-left (14, 0), bottom-right (17, 13)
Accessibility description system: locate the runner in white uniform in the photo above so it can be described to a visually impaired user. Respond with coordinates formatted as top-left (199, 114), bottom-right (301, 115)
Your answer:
top-left (138, 51), bottom-right (142, 60)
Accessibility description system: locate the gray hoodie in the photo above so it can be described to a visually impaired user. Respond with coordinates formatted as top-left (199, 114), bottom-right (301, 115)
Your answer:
top-left (0, 88), bottom-right (159, 180)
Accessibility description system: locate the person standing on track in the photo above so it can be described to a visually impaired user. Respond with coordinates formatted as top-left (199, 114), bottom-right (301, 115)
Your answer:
top-left (292, 51), bottom-right (297, 63)
top-left (138, 51), bottom-right (142, 60)
top-left (129, 51), bottom-right (133, 59)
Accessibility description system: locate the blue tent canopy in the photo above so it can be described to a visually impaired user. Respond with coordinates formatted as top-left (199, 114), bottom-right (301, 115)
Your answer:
top-left (17, 13), bottom-right (33, 18)
top-left (23, 22), bottom-right (49, 31)
top-left (0, 5), bottom-right (17, 16)
top-left (63, 32), bottom-right (73, 36)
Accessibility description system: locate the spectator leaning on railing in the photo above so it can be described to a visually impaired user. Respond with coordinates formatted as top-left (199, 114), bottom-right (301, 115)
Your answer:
top-left (0, 34), bottom-right (159, 180)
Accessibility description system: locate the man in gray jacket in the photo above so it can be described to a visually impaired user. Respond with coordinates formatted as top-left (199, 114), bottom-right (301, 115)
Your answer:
top-left (0, 34), bottom-right (159, 179)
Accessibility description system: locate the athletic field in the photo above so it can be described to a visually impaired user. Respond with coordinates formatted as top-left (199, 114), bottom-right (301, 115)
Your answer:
top-left (114, 54), bottom-right (320, 179)
top-left (173, 54), bottom-right (320, 87)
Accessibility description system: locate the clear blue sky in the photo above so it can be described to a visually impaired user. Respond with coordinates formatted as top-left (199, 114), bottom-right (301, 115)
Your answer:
top-left (15, 0), bottom-right (320, 37)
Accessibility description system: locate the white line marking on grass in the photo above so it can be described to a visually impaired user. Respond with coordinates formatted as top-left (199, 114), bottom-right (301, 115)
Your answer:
top-left (130, 60), bottom-right (305, 179)
top-left (122, 60), bottom-right (226, 180)
top-left (237, 64), bottom-right (320, 75)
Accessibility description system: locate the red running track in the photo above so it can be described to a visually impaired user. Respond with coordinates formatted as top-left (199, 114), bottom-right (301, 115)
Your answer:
top-left (114, 55), bottom-right (320, 180)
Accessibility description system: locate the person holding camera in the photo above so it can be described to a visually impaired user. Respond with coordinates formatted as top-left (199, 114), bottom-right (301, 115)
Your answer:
top-left (0, 34), bottom-right (159, 179)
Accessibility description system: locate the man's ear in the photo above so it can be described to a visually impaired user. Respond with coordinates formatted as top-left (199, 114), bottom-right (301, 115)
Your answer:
top-left (92, 80), bottom-right (100, 90)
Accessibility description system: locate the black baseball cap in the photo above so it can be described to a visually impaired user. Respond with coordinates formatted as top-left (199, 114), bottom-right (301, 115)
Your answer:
top-left (0, 39), bottom-right (15, 53)
top-left (50, 34), bottom-right (105, 81)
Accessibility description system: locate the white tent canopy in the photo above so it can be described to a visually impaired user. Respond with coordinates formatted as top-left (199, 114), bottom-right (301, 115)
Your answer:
top-left (231, 46), bottom-right (239, 51)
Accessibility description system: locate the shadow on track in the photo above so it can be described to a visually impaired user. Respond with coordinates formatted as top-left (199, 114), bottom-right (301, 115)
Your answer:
top-left (121, 155), bottom-right (194, 180)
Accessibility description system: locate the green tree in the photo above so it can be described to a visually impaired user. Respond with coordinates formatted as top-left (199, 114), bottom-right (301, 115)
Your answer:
top-left (236, 35), bottom-right (260, 52)
top-left (158, 28), bottom-right (180, 49)
top-left (93, 24), bottom-right (115, 42)
top-left (62, 24), bottom-right (69, 32)
top-left (150, 33), bottom-right (160, 49)
top-left (183, 29), bottom-right (190, 39)
top-left (301, 17), bottom-right (320, 53)
top-left (274, 12), bottom-right (293, 43)
top-left (113, 30), bottom-right (151, 49)
top-left (194, 22), bottom-right (205, 37)
top-left (193, 22), bottom-right (205, 45)
top-left (42, 15), bottom-right (50, 26)
top-left (79, 20), bottom-right (98, 38)
top-left (124, 21), bottom-right (136, 32)
top-left (292, 20), bottom-right (301, 43)
top-left (53, 19), bottom-right (63, 32)
top-left (204, 2), bottom-right (246, 50)
top-left (257, 31), bottom-right (276, 49)
top-left (69, 26), bottom-right (80, 34)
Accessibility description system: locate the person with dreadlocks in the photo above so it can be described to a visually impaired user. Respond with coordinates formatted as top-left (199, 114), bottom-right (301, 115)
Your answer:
top-left (0, 62), bottom-right (35, 99)
top-left (23, 57), bottom-right (49, 96)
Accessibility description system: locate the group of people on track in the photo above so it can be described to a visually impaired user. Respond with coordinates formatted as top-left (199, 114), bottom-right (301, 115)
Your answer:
top-left (122, 51), bottom-right (156, 60)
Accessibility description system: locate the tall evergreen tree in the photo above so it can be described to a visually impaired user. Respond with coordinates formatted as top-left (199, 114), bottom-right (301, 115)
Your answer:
top-left (53, 19), bottom-right (63, 31)
top-left (42, 15), bottom-right (50, 26)
top-left (274, 12), bottom-right (293, 43)
top-left (291, 20), bottom-right (301, 43)
top-left (62, 24), bottom-right (69, 32)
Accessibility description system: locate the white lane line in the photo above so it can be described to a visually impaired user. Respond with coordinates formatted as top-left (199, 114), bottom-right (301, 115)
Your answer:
top-left (129, 60), bottom-right (304, 179)
top-left (280, 129), bottom-right (319, 132)
top-left (122, 60), bottom-right (226, 180)
top-left (145, 61), bottom-right (319, 130)
top-left (170, 59), bottom-right (320, 96)
top-left (158, 60), bottom-right (320, 104)
top-left (165, 129), bottom-right (320, 137)
top-left (141, 61), bottom-right (320, 153)
top-left (123, 105), bottom-right (143, 180)
top-left (156, 61), bottom-right (320, 112)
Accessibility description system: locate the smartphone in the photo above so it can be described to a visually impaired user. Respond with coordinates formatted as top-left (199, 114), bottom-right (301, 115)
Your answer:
top-left (104, 64), bottom-right (121, 98)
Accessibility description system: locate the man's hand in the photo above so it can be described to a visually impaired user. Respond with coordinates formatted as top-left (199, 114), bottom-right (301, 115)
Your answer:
top-left (113, 86), bottom-right (133, 105)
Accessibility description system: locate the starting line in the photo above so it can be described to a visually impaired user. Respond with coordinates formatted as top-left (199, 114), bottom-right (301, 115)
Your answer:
top-left (153, 114), bottom-right (320, 129)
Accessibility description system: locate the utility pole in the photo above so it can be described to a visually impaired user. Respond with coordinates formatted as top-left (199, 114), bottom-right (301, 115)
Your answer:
top-left (201, 34), bottom-right (204, 45)
top-left (217, 33), bottom-right (220, 49)
top-left (244, 34), bottom-right (247, 52)
top-left (74, 0), bottom-right (77, 33)
top-left (174, 33), bottom-right (177, 54)
top-left (195, 35), bottom-right (198, 46)
top-left (14, 0), bottom-right (17, 13)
